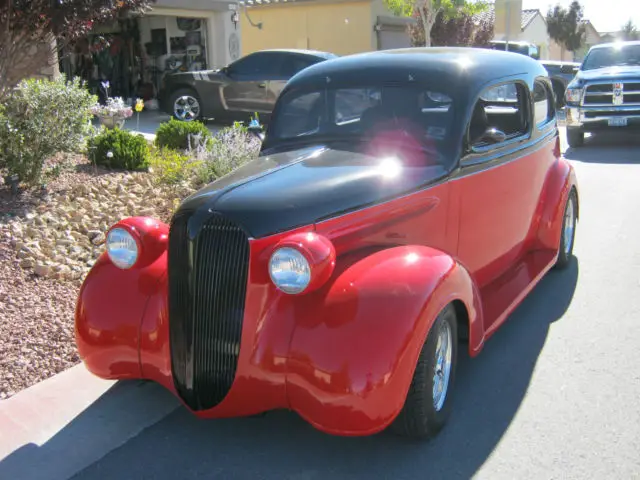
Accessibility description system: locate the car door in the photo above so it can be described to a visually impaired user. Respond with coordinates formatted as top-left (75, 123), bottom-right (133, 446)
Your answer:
top-left (453, 79), bottom-right (554, 291)
top-left (221, 52), bottom-right (283, 114)
top-left (264, 53), bottom-right (323, 111)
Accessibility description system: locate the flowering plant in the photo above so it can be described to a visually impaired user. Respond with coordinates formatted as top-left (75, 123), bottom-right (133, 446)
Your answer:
top-left (90, 81), bottom-right (133, 118)
top-left (90, 96), bottom-right (133, 118)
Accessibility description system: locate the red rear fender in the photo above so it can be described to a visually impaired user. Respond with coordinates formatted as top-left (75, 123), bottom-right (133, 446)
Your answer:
top-left (535, 157), bottom-right (579, 251)
top-left (285, 245), bottom-right (483, 436)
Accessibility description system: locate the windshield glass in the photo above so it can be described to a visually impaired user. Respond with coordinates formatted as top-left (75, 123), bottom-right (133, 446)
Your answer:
top-left (582, 44), bottom-right (640, 70)
top-left (267, 84), bottom-right (457, 171)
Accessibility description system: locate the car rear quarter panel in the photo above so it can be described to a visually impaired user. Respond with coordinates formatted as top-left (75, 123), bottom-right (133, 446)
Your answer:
top-left (533, 152), bottom-right (579, 251)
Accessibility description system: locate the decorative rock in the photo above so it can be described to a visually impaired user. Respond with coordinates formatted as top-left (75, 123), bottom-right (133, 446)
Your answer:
top-left (34, 264), bottom-right (50, 277)
top-left (20, 258), bottom-right (34, 269)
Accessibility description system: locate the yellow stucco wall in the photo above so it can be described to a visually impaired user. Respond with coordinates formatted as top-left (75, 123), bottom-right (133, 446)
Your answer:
top-left (240, 1), bottom-right (374, 56)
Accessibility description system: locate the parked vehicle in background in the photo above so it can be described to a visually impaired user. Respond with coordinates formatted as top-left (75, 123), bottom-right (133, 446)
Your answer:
top-left (564, 40), bottom-right (640, 147)
top-left (75, 47), bottom-right (579, 441)
top-left (158, 49), bottom-right (338, 123)
top-left (539, 60), bottom-right (580, 108)
top-left (483, 40), bottom-right (540, 59)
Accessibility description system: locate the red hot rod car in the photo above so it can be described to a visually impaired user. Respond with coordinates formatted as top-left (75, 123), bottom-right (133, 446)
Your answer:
top-left (75, 47), bottom-right (579, 439)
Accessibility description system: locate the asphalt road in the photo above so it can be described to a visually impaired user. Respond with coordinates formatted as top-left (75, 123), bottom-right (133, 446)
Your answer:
top-left (68, 129), bottom-right (640, 479)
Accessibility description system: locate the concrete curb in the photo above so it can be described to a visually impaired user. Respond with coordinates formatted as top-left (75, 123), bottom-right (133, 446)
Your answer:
top-left (0, 364), bottom-right (179, 480)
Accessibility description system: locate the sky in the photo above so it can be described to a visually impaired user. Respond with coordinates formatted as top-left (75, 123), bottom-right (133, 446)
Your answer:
top-left (521, 0), bottom-right (640, 33)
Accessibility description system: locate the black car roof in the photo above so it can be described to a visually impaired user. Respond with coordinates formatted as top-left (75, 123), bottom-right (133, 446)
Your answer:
top-left (285, 47), bottom-right (549, 92)
top-left (257, 48), bottom-right (338, 60)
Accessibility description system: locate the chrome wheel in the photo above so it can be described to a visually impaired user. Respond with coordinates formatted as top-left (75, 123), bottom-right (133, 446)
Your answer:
top-left (432, 320), bottom-right (452, 412)
top-left (173, 95), bottom-right (201, 121)
top-left (563, 195), bottom-right (575, 255)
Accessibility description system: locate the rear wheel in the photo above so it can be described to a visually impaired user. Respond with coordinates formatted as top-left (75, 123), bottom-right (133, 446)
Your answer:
top-left (391, 304), bottom-right (458, 439)
top-left (567, 128), bottom-right (584, 148)
top-left (554, 188), bottom-right (577, 270)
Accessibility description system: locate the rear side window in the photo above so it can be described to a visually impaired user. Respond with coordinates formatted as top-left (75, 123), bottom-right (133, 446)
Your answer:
top-left (469, 81), bottom-right (529, 147)
top-left (533, 80), bottom-right (554, 126)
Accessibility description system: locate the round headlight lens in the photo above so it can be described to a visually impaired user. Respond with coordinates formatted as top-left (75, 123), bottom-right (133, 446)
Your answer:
top-left (269, 247), bottom-right (311, 294)
top-left (106, 228), bottom-right (139, 269)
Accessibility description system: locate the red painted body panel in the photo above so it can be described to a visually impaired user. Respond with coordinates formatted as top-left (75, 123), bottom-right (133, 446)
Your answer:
top-left (75, 135), bottom-right (579, 436)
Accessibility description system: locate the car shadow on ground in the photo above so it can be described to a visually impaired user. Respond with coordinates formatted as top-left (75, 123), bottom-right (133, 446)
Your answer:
top-left (565, 131), bottom-right (640, 164)
top-left (0, 258), bottom-right (579, 480)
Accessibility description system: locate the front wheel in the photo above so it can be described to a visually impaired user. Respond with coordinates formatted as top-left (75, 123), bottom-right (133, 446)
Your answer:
top-left (390, 304), bottom-right (458, 439)
top-left (170, 88), bottom-right (202, 122)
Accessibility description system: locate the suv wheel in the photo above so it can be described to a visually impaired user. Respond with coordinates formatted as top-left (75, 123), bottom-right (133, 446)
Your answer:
top-left (567, 128), bottom-right (584, 148)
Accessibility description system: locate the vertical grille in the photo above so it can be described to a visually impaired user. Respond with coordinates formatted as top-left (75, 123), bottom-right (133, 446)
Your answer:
top-left (168, 212), bottom-right (250, 411)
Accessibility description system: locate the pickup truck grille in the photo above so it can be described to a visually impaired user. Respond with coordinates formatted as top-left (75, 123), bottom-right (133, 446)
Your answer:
top-left (168, 211), bottom-right (250, 411)
top-left (583, 82), bottom-right (640, 106)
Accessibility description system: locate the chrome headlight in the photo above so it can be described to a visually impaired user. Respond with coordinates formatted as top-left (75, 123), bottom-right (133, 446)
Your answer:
top-left (269, 247), bottom-right (311, 294)
top-left (106, 227), bottom-right (139, 269)
top-left (565, 86), bottom-right (584, 104)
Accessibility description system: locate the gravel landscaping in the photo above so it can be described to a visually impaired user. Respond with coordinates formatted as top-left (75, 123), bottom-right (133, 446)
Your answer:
top-left (0, 154), bottom-right (192, 399)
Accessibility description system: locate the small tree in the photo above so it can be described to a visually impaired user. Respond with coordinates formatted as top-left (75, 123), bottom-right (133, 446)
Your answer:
top-left (384, 0), bottom-right (489, 48)
top-left (424, 10), bottom-right (494, 47)
top-left (621, 19), bottom-right (639, 41)
top-left (0, 0), bottom-right (153, 102)
top-left (546, 1), bottom-right (586, 60)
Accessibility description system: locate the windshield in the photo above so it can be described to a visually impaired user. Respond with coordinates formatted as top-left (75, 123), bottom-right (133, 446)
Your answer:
top-left (267, 84), bottom-right (457, 171)
top-left (582, 44), bottom-right (640, 70)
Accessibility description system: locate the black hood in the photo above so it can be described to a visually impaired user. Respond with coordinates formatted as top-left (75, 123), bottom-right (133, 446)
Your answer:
top-left (177, 144), bottom-right (447, 239)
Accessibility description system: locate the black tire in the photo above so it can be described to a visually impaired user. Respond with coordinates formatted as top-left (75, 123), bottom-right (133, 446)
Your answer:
top-left (169, 88), bottom-right (203, 122)
top-left (552, 80), bottom-right (566, 109)
top-left (391, 304), bottom-right (459, 439)
top-left (554, 188), bottom-right (577, 270)
top-left (567, 128), bottom-right (584, 148)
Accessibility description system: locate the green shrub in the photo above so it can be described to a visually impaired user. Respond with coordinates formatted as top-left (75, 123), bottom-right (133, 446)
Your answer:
top-left (89, 127), bottom-right (150, 170)
top-left (149, 147), bottom-right (201, 185)
top-left (192, 121), bottom-right (261, 184)
top-left (155, 117), bottom-right (211, 151)
top-left (0, 76), bottom-right (97, 186)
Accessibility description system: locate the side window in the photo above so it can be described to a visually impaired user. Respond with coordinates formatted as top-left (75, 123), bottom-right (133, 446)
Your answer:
top-left (533, 80), bottom-right (554, 126)
top-left (469, 82), bottom-right (529, 148)
top-left (280, 55), bottom-right (318, 77)
top-left (228, 53), bottom-right (280, 77)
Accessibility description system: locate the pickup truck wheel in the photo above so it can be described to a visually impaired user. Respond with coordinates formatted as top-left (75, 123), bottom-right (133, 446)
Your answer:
top-left (554, 188), bottom-right (577, 270)
top-left (391, 304), bottom-right (458, 439)
top-left (567, 128), bottom-right (584, 148)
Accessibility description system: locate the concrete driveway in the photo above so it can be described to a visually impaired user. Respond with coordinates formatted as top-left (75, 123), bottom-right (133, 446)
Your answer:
top-left (1, 127), bottom-right (639, 480)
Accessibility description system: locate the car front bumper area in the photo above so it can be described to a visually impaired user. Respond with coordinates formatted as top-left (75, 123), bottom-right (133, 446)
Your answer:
top-left (76, 222), bottom-right (420, 437)
top-left (565, 104), bottom-right (640, 132)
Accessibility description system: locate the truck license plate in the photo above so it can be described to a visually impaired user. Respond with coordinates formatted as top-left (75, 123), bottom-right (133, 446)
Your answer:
top-left (608, 117), bottom-right (628, 127)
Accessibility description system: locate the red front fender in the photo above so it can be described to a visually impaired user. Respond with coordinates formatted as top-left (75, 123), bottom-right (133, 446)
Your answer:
top-left (284, 245), bottom-right (482, 436)
top-left (74, 217), bottom-right (168, 379)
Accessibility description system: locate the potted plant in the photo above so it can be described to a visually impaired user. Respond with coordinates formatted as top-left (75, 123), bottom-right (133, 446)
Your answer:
top-left (90, 81), bottom-right (133, 129)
